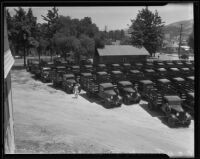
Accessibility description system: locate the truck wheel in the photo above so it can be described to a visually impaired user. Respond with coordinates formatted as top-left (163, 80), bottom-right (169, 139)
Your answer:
top-left (123, 97), bottom-right (129, 105)
top-left (148, 102), bottom-right (154, 110)
top-left (168, 117), bottom-right (176, 128)
top-left (185, 120), bottom-right (191, 127)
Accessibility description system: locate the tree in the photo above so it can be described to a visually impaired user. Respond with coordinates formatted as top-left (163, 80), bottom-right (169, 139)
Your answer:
top-left (42, 7), bottom-right (61, 60)
top-left (130, 7), bottom-right (165, 56)
top-left (188, 29), bottom-right (194, 50)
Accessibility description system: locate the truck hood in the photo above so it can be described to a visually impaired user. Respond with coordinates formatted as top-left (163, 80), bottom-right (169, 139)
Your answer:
top-left (104, 90), bottom-right (116, 96)
top-left (123, 87), bottom-right (135, 93)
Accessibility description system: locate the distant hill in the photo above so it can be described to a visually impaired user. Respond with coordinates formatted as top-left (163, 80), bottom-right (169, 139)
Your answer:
top-left (164, 19), bottom-right (193, 39)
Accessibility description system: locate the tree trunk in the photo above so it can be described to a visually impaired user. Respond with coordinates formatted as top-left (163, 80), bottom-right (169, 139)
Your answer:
top-left (23, 46), bottom-right (26, 67)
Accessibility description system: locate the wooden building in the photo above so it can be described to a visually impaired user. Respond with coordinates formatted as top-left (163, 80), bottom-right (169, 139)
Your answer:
top-left (94, 45), bottom-right (149, 64)
top-left (4, 11), bottom-right (15, 154)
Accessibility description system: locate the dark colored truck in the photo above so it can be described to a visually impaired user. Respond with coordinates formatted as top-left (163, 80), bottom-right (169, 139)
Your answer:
top-left (95, 64), bottom-right (107, 72)
top-left (40, 67), bottom-right (51, 82)
top-left (80, 72), bottom-right (93, 91)
top-left (53, 70), bottom-right (66, 87)
top-left (179, 67), bottom-right (192, 77)
top-left (85, 81), bottom-right (123, 108)
top-left (138, 80), bottom-right (192, 127)
top-left (62, 74), bottom-right (77, 93)
top-left (81, 65), bottom-right (94, 73)
top-left (110, 70), bottom-right (124, 85)
top-left (26, 59), bottom-right (39, 72)
top-left (108, 63), bottom-right (121, 72)
top-left (126, 69), bottom-right (145, 87)
top-left (155, 68), bottom-right (168, 79)
top-left (142, 69), bottom-right (157, 81)
top-left (144, 62), bottom-right (154, 69)
top-left (117, 81), bottom-right (141, 105)
top-left (121, 63), bottom-right (131, 74)
top-left (182, 92), bottom-right (194, 116)
top-left (132, 62), bottom-right (143, 70)
top-left (166, 68), bottom-right (180, 79)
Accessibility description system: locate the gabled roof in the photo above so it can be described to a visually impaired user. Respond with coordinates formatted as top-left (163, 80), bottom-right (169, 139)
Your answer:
top-left (97, 45), bottom-right (149, 56)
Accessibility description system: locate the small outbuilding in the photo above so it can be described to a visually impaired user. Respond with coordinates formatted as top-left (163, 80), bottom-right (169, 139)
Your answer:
top-left (94, 45), bottom-right (149, 64)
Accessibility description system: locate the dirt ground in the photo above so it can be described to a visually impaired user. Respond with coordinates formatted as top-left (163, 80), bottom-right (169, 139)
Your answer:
top-left (11, 69), bottom-right (194, 157)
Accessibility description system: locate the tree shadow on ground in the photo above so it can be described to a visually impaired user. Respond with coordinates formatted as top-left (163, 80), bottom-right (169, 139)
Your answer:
top-left (47, 83), bottom-right (64, 91)
top-left (79, 93), bottom-right (121, 109)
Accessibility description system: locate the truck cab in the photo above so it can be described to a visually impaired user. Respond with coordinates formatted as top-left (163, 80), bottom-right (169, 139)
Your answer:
top-left (155, 68), bottom-right (168, 78)
top-left (173, 61), bottom-right (184, 68)
top-left (109, 63), bottom-right (121, 71)
top-left (98, 83), bottom-right (122, 107)
top-left (142, 69), bottom-right (157, 81)
top-left (117, 81), bottom-right (141, 104)
top-left (81, 65), bottom-right (93, 73)
top-left (144, 62), bottom-right (154, 69)
top-left (53, 70), bottom-right (66, 87)
top-left (121, 63), bottom-right (131, 73)
top-left (133, 62), bottom-right (143, 70)
top-left (182, 92), bottom-right (194, 116)
top-left (179, 67), bottom-right (191, 77)
top-left (126, 70), bottom-right (144, 87)
top-left (138, 80), bottom-right (155, 99)
top-left (110, 70), bottom-right (124, 84)
top-left (93, 71), bottom-right (111, 84)
top-left (62, 74), bottom-right (77, 93)
top-left (167, 68), bottom-right (180, 79)
top-left (80, 73), bottom-right (93, 90)
top-left (95, 64), bottom-right (107, 72)
top-left (40, 67), bottom-right (51, 82)
top-left (162, 96), bottom-right (191, 127)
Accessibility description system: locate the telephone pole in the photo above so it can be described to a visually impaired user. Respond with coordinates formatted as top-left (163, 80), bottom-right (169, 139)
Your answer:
top-left (178, 24), bottom-right (183, 59)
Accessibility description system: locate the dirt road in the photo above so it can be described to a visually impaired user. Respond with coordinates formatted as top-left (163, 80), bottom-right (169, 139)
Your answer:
top-left (11, 69), bottom-right (194, 156)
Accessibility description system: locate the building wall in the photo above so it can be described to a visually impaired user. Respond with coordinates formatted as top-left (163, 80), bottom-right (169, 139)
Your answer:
top-left (4, 72), bottom-right (15, 154)
top-left (94, 54), bottom-right (147, 64)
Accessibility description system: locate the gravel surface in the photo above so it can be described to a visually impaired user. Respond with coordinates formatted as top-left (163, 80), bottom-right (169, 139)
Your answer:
top-left (11, 69), bottom-right (194, 156)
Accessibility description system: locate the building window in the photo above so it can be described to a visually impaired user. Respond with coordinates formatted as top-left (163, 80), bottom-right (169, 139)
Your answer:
top-left (123, 58), bottom-right (127, 63)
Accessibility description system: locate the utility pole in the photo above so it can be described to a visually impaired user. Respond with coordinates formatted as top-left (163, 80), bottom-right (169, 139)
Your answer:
top-left (178, 24), bottom-right (183, 59)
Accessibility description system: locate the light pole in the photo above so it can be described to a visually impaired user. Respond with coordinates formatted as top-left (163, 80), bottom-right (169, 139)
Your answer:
top-left (178, 24), bottom-right (183, 59)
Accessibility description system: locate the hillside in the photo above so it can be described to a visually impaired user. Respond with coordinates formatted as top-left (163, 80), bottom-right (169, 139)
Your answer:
top-left (164, 19), bottom-right (193, 39)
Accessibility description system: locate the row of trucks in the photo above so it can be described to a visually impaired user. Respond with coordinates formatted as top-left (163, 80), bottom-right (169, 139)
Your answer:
top-left (26, 58), bottom-right (194, 127)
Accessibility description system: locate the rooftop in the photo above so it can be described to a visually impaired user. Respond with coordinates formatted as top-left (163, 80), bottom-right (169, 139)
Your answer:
top-left (97, 45), bottom-right (149, 56)
top-left (118, 81), bottom-right (132, 86)
top-left (164, 95), bottom-right (182, 102)
top-left (140, 80), bottom-right (154, 84)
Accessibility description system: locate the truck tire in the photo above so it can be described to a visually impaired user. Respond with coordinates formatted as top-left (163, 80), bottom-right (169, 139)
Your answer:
top-left (168, 117), bottom-right (176, 128)
top-left (123, 97), bottom-right (129, 105)
top-left (184, 120), bottom-right (191, 127)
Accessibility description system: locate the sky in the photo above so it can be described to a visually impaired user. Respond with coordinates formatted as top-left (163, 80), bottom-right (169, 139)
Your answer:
top-left (7, 3), bottom-right (193, 31)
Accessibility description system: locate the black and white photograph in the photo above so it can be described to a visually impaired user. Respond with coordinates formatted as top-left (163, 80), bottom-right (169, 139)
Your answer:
top-left (4, 2), bottom-right (195, 157)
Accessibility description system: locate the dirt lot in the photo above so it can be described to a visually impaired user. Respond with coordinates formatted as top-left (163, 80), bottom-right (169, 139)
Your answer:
top-left (11, 69), bottom-right (194, 156)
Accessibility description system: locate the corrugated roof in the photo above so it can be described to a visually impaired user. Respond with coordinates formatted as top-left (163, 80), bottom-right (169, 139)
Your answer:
top-left (97, 45), bottom-right (149, 56)
top-left (140, 80), bottom-right (153, 84)
top-left (81, 73), bottom-right (92, 76)
top-left (157, 68), bottom-right (167, 72)
top-left (130, 70), bottom-right (141, 73)
top-left (111, 70), bottom-right (122, 74)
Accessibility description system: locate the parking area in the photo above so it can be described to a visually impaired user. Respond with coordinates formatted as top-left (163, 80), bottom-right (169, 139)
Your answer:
top-left (11, 69), bottom-right (194, 156)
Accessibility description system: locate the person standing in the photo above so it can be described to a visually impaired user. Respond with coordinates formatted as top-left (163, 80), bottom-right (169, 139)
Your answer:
top-left (73, 83), bottom-right (79, 98)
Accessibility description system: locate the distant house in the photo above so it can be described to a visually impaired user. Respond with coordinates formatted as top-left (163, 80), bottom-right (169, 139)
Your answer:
top-left (94, 45), bottom-right (149, 64)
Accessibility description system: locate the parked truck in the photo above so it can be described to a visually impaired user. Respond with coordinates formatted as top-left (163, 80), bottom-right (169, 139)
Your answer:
top-left (85, 81), bottom-right (123, 108)
top-left (138, 80), bottom-right (191, 127)
top-left (117, 81), bottom-right (141, 105)
top-left (182, 92), bottom-right (194, 116)
top-left (62, 74), bottom-right (77, 94)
